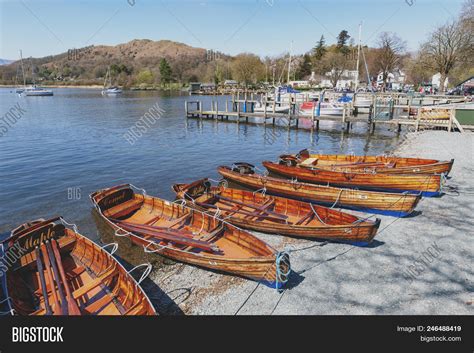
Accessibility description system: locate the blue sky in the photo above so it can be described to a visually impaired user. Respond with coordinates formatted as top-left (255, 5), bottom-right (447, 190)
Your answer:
top-left (0, 0), bottom-right (464, 59)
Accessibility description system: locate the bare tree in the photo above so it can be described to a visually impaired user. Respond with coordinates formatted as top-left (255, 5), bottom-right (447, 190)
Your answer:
top-left (321, 51), bottom-right (349, 88)
top-left (421, 20), bottom-right (472, 92)
top-left (374, 32), bottom-right (406, 89)
top-left (231, 53), bottom-right (265, 86)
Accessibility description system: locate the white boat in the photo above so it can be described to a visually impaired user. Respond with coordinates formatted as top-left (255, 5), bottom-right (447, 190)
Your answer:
top-left (254, 102), bottom-right (290, 113)
top-left (354, 96), bottom-right (373, 107)
top-left (15, 51), bottom-right (53, 96)
top-left (21, 85), bottom-right (53, 96)
top-left (101, 87), bottom-right (123, 95)
top-left (299, 101), bottom-right (345, 116)
top-left (101, 67), bottom-right (122, 95)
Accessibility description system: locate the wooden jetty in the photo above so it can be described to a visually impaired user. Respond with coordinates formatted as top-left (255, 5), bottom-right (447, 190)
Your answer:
top-left (185, 97), bottom-right (472, 133)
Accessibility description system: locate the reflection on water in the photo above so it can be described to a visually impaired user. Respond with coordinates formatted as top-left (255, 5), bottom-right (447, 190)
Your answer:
top-left (0, 87), bottom-right (403, 277)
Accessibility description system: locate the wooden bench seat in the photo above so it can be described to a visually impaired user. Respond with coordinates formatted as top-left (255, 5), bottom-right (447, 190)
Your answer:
top-left (72, 265), bottom-right (117, 300)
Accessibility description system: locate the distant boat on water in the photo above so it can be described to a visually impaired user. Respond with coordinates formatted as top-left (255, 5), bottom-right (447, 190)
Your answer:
top-left (102, 87), bottom-right (123, 95)
top-left (299, 101), bottom-right (345, 116)
top-left (17, 51), bottom-right (54, 97)
top-left (22, 85), bottom-right (54, 96)
top-left (101, 67), bottom-right (123, 95)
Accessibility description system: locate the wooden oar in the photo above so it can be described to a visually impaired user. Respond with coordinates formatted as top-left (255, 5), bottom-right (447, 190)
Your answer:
top-left (214, 195), bottom-right (287, 220)
top-left (50, 239), bottom-right (81, 315)
top-left (42, 243), bottom-right (68, 315)
top-left (40, 244), bottom-right (61, 315)
top-left (196, 202), bottom-right (288, 224)
top-left (313, 162), bottom-right (390, 169)
top-left (35, 247), bottom-right (52, 315)
top-left (116, 221), bottom-right (220, 252)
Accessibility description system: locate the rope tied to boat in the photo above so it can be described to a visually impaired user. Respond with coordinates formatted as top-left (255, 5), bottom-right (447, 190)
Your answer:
top-left (275, 251), bottom-right (291, 290)
top-left (173, 198), bottom-right (187, 206)
top-left (252, 187), bottom-right (267, 197)
top-left (183, 191), bottom-right (196, 204)
top-left (58, 217), bottom-right (78, 233)
top-left (210, 205), bottom-right (221, 219)
top-left (309, 203), bottom-right (328, 225)
top-left (100, 242), bottom-right (119, 255)
top-left (114, 228), bottom-right (131, 238)
top-left (143, 241), bottom-right (166, 253)
top-left (127, 263), bottom-right (152, 285)
top-left (0, 297), bottom-right (14, 316)
top-left (128, 184), bottom-right (147, 197)
top-left (330, 189), bottom-right (343, 209)
top-left (218, 179), bottom-right (229, 188)
top-left (290, 177), bottom-right (300, 189)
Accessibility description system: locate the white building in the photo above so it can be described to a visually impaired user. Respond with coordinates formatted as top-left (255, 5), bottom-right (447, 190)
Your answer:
top-left (289, 80), bottom-right (311, 88)
top-left (320, 69), bottom-right (358, 89)
top-left (376, 69), bottom-right (405, 90)
top-left (431, 73), bottom-right (448, 90)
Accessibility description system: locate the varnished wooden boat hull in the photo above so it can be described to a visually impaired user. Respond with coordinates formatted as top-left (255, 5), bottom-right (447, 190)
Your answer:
top-left (218, 166), bottom-right (421, 217)
top-left (172, 180), bottom-right (381, 246)
top-left (90, 185), bottom-right (290, 289)
top-left (1, 218), bottom-right (156, 316)
top-left (283, 151), bottom-right (454, 175)
top-left (263, 161), bottom-right (442, 197)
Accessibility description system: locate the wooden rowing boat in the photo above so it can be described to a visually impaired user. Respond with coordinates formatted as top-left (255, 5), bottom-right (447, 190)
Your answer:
top-left (172, 179), bottom-right (381, 246)
top-left (263, 160), bottom-right (443, 197)
top-left (280, 149), bottom-right (454, 175)
top-left (90, 184), bottom-right (291, 289)
top-left (0, 217), bottom-right (156, 316)
top-left (218, 164), bottom-right (421, 217)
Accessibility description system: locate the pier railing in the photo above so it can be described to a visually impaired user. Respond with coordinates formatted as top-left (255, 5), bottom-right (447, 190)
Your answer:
top-left (185, 93), bottom-right (472, 133)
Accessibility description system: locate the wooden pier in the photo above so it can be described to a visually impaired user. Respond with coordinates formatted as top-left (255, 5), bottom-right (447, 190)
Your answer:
top-left (185, 98), bottom-right (471, 133)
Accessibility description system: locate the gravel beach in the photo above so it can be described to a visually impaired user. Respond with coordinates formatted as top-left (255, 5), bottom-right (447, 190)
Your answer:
top-left (144, 130), bottom-right (473, 315)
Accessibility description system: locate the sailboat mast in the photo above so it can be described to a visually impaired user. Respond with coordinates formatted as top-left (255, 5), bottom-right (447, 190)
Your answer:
top-left (354, 23), bottom-right (362, 92)
top-left (19, 50), bottom-right (26, 87)
top-left (361, 46), bottom-right (372, 92)
top-left (287, 41), bottom-right (293, 84)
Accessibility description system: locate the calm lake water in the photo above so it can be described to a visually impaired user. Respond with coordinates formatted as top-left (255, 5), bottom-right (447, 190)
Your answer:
top-left (0, 87), bottom-right (403, 241)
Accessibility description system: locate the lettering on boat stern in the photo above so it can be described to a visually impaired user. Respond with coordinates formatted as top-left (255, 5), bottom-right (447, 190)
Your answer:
top-left (98, 188), bottom-right (134, 211)
top-left (402, 241), bottom-right (443, 283)
top-left (18, 224), bottom-right (65, 256)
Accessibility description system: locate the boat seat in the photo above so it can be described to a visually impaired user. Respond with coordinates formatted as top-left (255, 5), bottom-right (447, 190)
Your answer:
top-left (72, 265), bottom-right (117, 300)
top-left (123, 298), bottom-right (146, 315)
top-left (181, 225), bottom-right (224, 252)
top-left (66, 266), bottom-right (86, 279)
top-left (167, 213), bottom-right (192, 228)
top-left (197, 225), bottom-right (224, 242)
top-left (242, 198), bottom-right (276, 219)
top-left (295, 211), bottom-right (315, 226)
top-left (84, 293), bottom-right (114, 314)
top-left (103, 199), bottom-right (143, 219)
top-left (300, 158), bottom-right (318, 166)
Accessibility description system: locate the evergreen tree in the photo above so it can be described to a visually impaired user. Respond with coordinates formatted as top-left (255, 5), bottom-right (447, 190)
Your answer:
top-left (159, 58), bottom-right (172, 85)
top-left (296, 54), bottom-right (312, 79)
top-left (312, 35), bottom-right (326, 61)
top-left (337, 30), bottom-right (351, 55)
